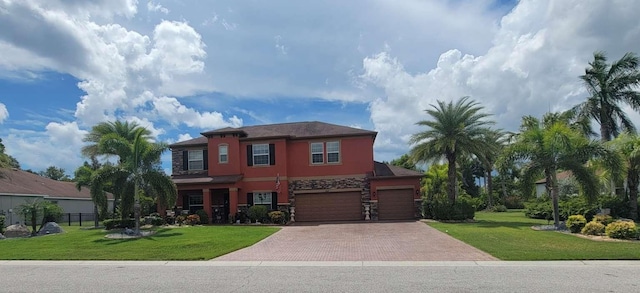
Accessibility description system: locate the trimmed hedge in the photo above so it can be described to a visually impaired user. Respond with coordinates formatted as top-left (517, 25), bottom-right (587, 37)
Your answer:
top-left (605, 221), bottom-right (638, 239)
top-left (247, 206), bottom-right (268, 223)
top-left (566, 215), bottom-right (587, 233)
top-left (581, 221), bottom-right (605, 235)
top-left (422, 195), bottom-right (476, 221)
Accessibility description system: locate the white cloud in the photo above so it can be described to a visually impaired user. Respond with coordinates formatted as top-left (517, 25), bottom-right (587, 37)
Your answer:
top-left (177, 133), bottom-right (193, 142)
top-left (361, 0), bottom-right (640, 160)
top-left (0, 102), bottom-right (8, 123)
top-left (5, 122), bottom-right (87, 173)
top-left (147, 1), bottom-right (169, 14)
top-left (152, 96), bottom-right (242, 129)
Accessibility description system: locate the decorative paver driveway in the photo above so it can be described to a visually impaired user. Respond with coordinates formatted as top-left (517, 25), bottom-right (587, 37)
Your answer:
top-left (214, 221), bottom-right (496, 261)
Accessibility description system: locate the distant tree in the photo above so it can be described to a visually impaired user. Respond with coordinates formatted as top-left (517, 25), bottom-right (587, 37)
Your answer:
top-left (389, 154), bottom-right (420, 171)
top-left (74, 159), bottom-right (109, 225)
top-left (39, 166), bottom-right (71, 181)
top-left (0, 138), bottom-right (20, 169)
top-left (410, 97), bottom-right (495, 203)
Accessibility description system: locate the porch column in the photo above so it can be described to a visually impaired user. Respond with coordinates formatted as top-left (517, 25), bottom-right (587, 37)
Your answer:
top-left (229, 188), bottom-right (239, 220)
top-left (202, 189), bottom-right (212, 224)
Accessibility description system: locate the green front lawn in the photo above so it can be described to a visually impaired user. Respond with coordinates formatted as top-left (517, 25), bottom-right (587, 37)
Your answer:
top-left (428, 210), bottom-right (640, 260)
top-left (0, 225), bottom-right (279, 260)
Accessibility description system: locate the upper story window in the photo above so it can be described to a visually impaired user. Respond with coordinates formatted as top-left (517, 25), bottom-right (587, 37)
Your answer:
top-left (252, 144), bottom-right (269, 166)
top-left (219, 145), bottom-right (228, 163)
top-left (309, 141), bottom-right (340, 164)
top-left (188, 150), bottom-right (204, 170)
top-left (247, 143), bottom-right (275, 166)
top-left (310, 142), bottom-right (324, 164)
top-left (327, 141), bottom-right (340, 163)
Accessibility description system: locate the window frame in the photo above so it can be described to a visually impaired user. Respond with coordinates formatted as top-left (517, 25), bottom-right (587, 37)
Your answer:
top-left (218, 144), bottom-right (228, 164)
top-left (252, 143), bottom-right (270, 166)
top-left (253, 192), bottom-right (272, 205)
top-left (188, 150), bottom-right (204, 170)
top-left (326, 141), bottom-right (340, 163)
top-left (188, 194), bottom-right (204, 213)
top-left (310, 142), bottom-right (324, 164)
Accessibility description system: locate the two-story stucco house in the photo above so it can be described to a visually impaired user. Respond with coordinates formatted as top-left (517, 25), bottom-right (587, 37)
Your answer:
top-left (168, 121), bottom-right (423, 223)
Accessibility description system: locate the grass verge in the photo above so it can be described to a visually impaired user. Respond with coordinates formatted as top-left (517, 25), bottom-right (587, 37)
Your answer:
top-left (0, 225), bottom-right (279, 260)
top-left (428, 210), bottom-right (640, 260)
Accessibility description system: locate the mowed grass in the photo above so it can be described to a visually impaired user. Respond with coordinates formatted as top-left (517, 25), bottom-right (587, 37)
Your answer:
top-left (0, 225), bottom-right (279, 260)
top-left (428, 210), bottom-right (640, 260)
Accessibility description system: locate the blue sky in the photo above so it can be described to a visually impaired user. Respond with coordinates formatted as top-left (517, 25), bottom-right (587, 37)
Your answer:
top-left (0, 0), bottom-right (639, 175)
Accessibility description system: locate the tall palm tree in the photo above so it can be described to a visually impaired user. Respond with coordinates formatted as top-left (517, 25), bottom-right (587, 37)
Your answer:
top-left (572, 51), bottom-right (640, 142)
top-left (81, 121), bottom-right (152, 215)
top-left (410, 97), bottom-right (495, 203)
top-left (609, 133), bottom-right (640, 220)
top-left (82, 121), bottom-right (152, 159)
top-left (500, 113), bottom-right (621, 227)
top-left (90, 128), bottom-right (176, 235)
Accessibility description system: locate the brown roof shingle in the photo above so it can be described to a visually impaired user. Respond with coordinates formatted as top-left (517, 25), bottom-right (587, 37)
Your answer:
top-left (372, 161), bottom-right (424, 178)
top-left (0, 168), bottom-right (109, 199)
top-left (167, 121), bottom-right (377, 148)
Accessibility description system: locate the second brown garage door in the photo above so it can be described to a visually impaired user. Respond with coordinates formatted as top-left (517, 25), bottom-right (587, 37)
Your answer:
top-left (295, 192), bottom-right (362, 222)
top-left (378, 189), bottom-right (415, 220)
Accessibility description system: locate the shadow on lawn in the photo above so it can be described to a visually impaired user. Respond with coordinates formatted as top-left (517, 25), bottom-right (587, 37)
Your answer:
top-left (468, 220), bottom-right (544, 230)
top-left (92, 228), bottom-right (184, 245)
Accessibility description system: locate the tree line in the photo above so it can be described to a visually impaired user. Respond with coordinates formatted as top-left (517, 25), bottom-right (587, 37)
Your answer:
top-left (406, 51), bottom-right (640, 227)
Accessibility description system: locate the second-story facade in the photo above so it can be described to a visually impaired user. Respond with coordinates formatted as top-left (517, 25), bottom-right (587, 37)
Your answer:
top-left (168, 121), bottom-right (423, 223)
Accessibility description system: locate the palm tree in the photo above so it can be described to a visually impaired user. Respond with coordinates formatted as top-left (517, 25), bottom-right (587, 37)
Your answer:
top-left (90, 128), bottom-right (176, 235)
top-left (572, 51), bottom-right (640, 142)
top-left (74, 159), bottom-right (109, 227)
top-left (478, 129), bottom-right (508, 208)
top-left (609, 133), bottom-right (640, 220)
top-left (500, 113), bottom-right (621, 227)
top-left (410, 97), bottom-right (495, 203)
top-left (81, 121), bottom-right (152, 215)
top-left (82, 121), bottom-right (152, 159)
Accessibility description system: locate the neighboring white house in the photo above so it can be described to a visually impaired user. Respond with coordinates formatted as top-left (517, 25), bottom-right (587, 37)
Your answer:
top-left (534, 170), bottom-right (574, 197)
top-left (0, 168), bottom-right (113, 226)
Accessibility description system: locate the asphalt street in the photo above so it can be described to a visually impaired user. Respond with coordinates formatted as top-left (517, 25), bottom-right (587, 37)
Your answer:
top-left (0, 261), bottom-right (639, 292)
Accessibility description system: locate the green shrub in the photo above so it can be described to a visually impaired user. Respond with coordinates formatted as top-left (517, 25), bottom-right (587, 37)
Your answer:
top-left (488, 205), bottom-right (508, 212)
top-left (504, 196), bottom-right (525, 209)
top-left (605, 221), bottom-right (638, 239)
top-left (0, 215), bottom-right (5, 233)
top-left (581, 221), bottom-right (605, 235)
top-left (195, 210), bottom-right (209, 224)
top-left (566, 215), bottom-right (587, 233)
top-left (185, 214), bottom-right (200, 225)
top-left (524, 199), bottom-right (553, 220)
top-left (422, 194), bottom-right (476, 221)
top-left (42, 202), bottom-right (64, 223)
top-left (102, 218), bottom-right (136, 230)
top-left (592, 214), bottom-right (614, 226)
top-left (144, 215), bottom-right (164, 226)
top-left (247, 205), bottom-right (268, 223)
top-left (598, 196), bottom-right (632, 219)
top-left (560, 197), bottom-right (598, 221)
top-left (268, 211), bottom-right (285, 224)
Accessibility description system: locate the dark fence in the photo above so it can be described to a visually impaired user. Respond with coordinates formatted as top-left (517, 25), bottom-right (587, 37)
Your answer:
top-left (58, 213), bottom-right (98, 226)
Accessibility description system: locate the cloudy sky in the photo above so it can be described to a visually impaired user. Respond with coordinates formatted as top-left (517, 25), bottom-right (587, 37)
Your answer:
top-left (0, 0), bottom-right (639, 175)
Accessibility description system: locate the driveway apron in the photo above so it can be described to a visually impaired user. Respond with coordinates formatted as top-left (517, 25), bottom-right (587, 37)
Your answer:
top-left (214, 221), bottom-right (496, 261)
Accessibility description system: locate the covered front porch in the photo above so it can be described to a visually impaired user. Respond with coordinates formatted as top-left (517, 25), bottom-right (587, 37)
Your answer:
top-left (174, 187), bottom-right (240, 224)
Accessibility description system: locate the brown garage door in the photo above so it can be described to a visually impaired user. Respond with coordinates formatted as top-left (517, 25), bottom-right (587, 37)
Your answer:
top-left (378, 189), bottom-right (415, 220)
top-left (295, 192), bottom-right (362, 222)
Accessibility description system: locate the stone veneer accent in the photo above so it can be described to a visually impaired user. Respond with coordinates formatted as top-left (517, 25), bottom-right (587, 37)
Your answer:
top-left (288, 177), bottom-right (374, 221)
top-left (172, 149), bottom-right (207, 176)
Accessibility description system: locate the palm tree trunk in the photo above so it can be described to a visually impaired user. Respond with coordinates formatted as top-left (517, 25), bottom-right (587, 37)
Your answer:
top-left (550, 170), bottom-right (560, 228)
top-left (628, 170), bottom-right (639, 221)
top-left (447, 153), bottom-right (457, 203)
top-left (134, 184), bottom-right (140, 235)
top-left (486, 166), bottom-right (493, 208)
